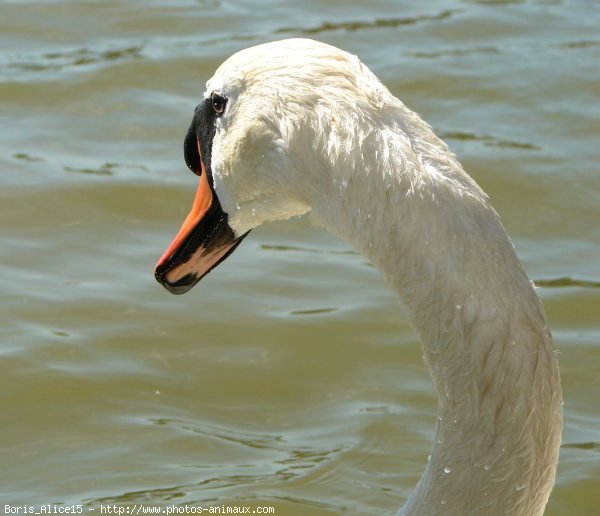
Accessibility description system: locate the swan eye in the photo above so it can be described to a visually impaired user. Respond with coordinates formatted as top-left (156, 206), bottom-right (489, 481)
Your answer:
top-left (211, 93), bottom-right (227, 116)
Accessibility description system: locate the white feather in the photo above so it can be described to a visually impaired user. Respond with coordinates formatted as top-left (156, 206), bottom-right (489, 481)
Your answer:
top-left (204, 38), bottom-right (562, 516)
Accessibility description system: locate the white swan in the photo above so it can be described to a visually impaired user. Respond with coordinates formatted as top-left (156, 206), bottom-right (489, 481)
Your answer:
top-left (155, 38), bottom-right (562, 515)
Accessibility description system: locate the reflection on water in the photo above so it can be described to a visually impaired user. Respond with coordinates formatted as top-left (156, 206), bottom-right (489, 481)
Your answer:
top-left (1, 0), bottom-right (598, 514)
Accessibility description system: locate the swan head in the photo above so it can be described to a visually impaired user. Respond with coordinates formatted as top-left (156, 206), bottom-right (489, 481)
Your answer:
top-left (155, 38), bottom-right (391, 294)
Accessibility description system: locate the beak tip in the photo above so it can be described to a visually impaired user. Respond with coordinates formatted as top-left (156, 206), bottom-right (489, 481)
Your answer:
top-left (154, 265), bottom-right (199, 295)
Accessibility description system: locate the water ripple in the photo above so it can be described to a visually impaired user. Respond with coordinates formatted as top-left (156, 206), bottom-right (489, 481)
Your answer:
top-left (408, 46), bottom-right (500, 59)
top-left (7, 44), bottom-right (144, 74)
top-left (86, 484), bottom-right (195, 506)
top-left (63, 162), bottom-right (148, 177)
top-left (260, 244), bottom-right (355, 256)
top-left (150, 417), bottom-right (285, 451)
top-left (561, 442), bottom-right (600, 451)
top-left (13, 152), bottom-right (45, 162)
top-left (559, 40), bottom-right (600, 50)
top-left (289, 308), bottom-right (338, 316)
top-left (275, 10), bottom-right (457, 35)
top-left (534, 277), bottom-right (600, 289)
top-left (441, 130), bottom-right (541, 150)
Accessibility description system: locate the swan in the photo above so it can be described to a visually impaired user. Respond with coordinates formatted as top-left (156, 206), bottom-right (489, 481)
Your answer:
top-left (154, 38), bottom-right (562, 515)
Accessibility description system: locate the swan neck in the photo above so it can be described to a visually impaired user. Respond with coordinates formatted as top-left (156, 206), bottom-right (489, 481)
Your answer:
top-left (309, 125), bottom-right (562, 515)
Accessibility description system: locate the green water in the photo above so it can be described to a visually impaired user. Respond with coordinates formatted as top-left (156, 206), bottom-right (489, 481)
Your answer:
top-left (1, 1), bottom-right (598, 514)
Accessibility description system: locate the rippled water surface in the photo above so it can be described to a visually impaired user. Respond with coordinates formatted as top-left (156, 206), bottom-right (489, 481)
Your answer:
top-left (1, 1), bottom-right (598, 514)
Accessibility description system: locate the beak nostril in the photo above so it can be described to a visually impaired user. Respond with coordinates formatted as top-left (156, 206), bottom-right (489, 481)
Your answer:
top-left (183, 120), bottom-right (201, 176)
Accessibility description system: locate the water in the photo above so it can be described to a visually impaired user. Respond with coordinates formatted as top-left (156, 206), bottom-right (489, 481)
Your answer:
top-left (1, 0), bottom-right (598, 514)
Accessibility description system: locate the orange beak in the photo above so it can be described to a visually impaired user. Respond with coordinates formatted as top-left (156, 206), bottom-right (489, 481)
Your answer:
top-left (154, 140), bottom-right (247, 294)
